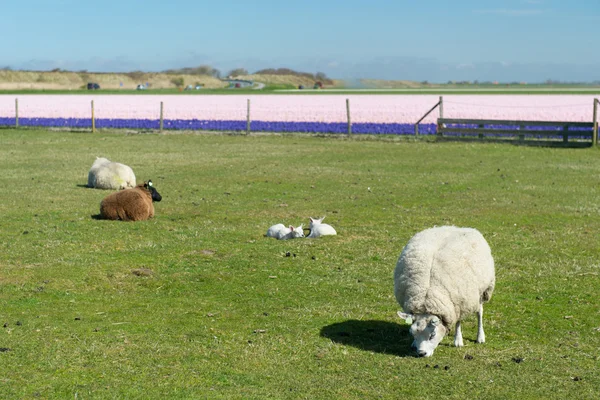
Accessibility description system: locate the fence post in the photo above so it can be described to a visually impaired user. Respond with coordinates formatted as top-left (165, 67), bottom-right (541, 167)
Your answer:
top-left (438, 96), bottom-right (444, 137)
top-left (519, 125), bottom-right (525, 141)
top-left (415, 98), bottom-right (441, 137)
top-left (91, 100), bottom-right (96, 133)
top-left (15, 98), bottom-right (18, 128)
top-left (160, 101), bottom-right (164, 132)
top-left (593, 98), bottom-right (598, 146)
top-left (346, 98), bottom-right (352, 135)
top-left (246, 99), bottom-right (251, 135)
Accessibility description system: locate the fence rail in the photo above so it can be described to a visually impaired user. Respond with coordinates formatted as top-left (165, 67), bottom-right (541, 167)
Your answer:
top-left (437, 118), bottom-right (596, 146)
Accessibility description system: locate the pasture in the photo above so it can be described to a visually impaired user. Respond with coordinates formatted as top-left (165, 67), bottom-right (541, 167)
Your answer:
top-left (0, 128), bottom-right (599, 399)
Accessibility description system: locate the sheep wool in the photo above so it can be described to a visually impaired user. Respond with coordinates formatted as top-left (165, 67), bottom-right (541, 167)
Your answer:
top-left (395, 226), bottom-right (495, 328)
top-left (88, 157), bottom-right (136, 190)
top-left (394, 226), bottom-right (495, 357)
top-left (99, 180), bottom-right (162, 221)
top-left (266, 223), bottom-right (305, 240)
top-left (306, 216), bottom-right (337, 238)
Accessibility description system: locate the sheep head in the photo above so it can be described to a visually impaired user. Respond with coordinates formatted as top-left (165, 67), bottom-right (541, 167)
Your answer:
top-left (308, 217), bottom-right (324, 228)
top-left (398, 311), bottom-right (447, 357)
top-left (289, 224), bottom-right (305, 238)
top-left (144, 180), bottom-right (162, 202)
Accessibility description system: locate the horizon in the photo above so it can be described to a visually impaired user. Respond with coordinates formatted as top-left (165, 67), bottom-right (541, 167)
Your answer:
top-left (2, 0), bottom-right (599, 84)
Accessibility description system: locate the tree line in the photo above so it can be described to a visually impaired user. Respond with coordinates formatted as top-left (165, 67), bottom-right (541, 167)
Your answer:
top-left (162, 65), bottom-right (331, 83)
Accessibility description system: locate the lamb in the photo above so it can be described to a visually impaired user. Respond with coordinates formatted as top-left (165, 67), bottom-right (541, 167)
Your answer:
top-left (266, 224), bottom-right (305, 240)
top-left (306, 216), bottom-right (337, 238)
top-left (99, 180), bottom-right (162, 221)
top-left (393, 226), bottom-right (495, 357)
top-left (88, 157), bottom-right (136, 190)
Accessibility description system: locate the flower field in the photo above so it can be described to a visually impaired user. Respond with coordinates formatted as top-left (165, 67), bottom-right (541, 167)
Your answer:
top-left (0, 95), bottom-right (597, 135)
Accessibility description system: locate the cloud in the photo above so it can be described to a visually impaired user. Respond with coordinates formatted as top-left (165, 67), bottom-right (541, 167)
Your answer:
top-left (306, 56), bottom-right (600, 83)
top-left (474, 8), bottom-right (545, 16)
top-left (15, 56), bottom-right (145, 72)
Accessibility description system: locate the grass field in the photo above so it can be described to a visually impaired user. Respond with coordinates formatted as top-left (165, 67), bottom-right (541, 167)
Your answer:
top-left (0, 128), bottom-right (599, 399)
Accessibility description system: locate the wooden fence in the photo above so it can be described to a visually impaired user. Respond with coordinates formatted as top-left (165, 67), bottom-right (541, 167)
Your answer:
top-left (8, 97), bottom-right (600, 143)
top-left (436, 118), bottom-right (596, 147)
top-left (432, 98), bottom-right (599, 147)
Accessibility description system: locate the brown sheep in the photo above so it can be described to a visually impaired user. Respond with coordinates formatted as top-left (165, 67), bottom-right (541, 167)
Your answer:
top-left (99, 180), bottom-right (162, 221)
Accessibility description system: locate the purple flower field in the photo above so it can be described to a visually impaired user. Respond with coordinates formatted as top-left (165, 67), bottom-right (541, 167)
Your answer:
top-left (0, 95), bottom-right (597, 135)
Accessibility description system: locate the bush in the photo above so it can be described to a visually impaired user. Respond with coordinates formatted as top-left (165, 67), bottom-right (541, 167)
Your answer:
top-left (170, 77), bottom-right (185, 87)
top-left (227, 68), bottom-right (248, 77)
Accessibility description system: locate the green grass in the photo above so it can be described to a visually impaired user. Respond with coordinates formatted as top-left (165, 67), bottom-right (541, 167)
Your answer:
top-left (1, 128), bottom-right (599, 399)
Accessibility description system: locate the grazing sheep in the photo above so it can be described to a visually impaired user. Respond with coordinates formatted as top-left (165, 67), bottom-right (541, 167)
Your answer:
top-left (306, 216), bottom-right (337, 238)
top-left (394, 226), bottom-right (495, 357)
top-left (266, 223), bottom-right (305, 240)
top-left (99, 180), bottom-right (162, 221)
top-left (88, 157), bottom-right (136, 190)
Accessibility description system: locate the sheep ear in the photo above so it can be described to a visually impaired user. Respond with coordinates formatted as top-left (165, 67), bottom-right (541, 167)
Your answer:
top-left (309, 217), bottom-right (315, 222)
top-left (397, 311), bottom-right (414, 325)
top-left (289, 225), bottom-right (294, 231)
top-left (321, 216), bottom-right (326, 221)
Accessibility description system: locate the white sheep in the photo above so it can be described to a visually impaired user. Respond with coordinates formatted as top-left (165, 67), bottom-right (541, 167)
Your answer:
top-left (266, 223), bottom-right (305, 240)
top-left (87, 157), bottom-right (136, 190)
top-left (394, 226), bottom-right (495, 357)
top-left (306, 216), bottom-right (337, 238)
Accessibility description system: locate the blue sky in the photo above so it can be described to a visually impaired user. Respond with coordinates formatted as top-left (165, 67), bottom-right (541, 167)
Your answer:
top-left (1, 0), bottom-right (599, 82)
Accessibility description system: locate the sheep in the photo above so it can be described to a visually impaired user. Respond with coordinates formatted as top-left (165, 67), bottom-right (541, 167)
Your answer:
top-left (393, 226), bottom-right (495, 357)
top-left (266, 223), bottom-right (305, 240)
top-left (99, 180), bottom-right (162, 221)
top-left (306, 216), bottom-right (337, 238)
top-left (88, 157), bottom-right (136, 190)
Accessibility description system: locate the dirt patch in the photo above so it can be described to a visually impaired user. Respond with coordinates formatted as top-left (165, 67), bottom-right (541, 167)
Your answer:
top-left (131, 268), bottom-right (154, 277)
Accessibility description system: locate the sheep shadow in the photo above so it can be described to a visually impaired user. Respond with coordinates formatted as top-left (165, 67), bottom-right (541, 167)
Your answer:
top-left (320, 320), bottom-right (414, 357)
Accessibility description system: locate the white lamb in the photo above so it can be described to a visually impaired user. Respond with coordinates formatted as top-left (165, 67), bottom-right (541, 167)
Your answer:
top-left (266, 224), bottom-right (305, 240)
top-left (394, 226), bottom-right (495, 357)
top-left (87, 157), bottom-right (136, 190)
top-left (306, 217), bottom-right (337, 238)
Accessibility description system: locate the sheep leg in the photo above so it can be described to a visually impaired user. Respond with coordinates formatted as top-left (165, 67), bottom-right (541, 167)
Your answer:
top-left (454, 320), bottom-right (464, 347)
top-left (476, 304), bottom-right (485, 343)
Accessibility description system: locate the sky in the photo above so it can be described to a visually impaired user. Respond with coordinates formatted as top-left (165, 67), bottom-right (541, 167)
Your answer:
top-left (1, 0), bottom-right (599, 83)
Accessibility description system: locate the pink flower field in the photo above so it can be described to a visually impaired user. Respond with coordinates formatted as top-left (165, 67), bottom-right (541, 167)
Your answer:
top-left (0, 95), bottom-right (597, 124)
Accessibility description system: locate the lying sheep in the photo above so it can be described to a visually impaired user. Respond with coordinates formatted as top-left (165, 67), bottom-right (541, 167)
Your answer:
top-left (99, 180), bottom-right (162, 221)
top-left (394, 226), bottom-right (495, 357)
top-left (306, 216), bottom-right (337, 238)
top-left (266, 224), bottom-right (305, 240)
top-left (88, 157), bottom-right (136, 190)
